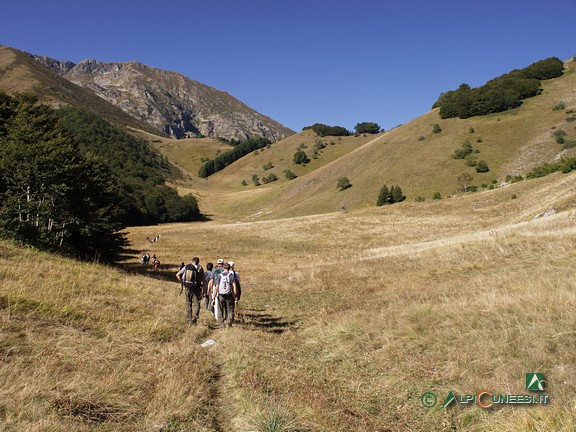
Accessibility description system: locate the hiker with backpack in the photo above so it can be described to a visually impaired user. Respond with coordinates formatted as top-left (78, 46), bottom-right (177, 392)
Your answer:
top-left (228, 261), bottom-right (241, 303)
top-left (208, 258), bottom-right (225, 316)
top-left (212, 262), bottom-right (238, 328)
top-left (202, 262), bottom-right (214, 310)
top-left (176, 257), bottom-right (204, 325)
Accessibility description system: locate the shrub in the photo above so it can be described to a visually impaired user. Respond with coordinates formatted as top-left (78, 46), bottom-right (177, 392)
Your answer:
top-left (432, 192), bottom-right (442, 200)
top-left (314, 139), bottom-right (326, 151)
top-left (376, 185), bottom-right (389, 206)
top-left (252, 174), bottom-right (261, 186)
top-left (553, 130), bottom-right (567, 144)
top-left (414, 196), bottom-right (426, 202)
top-left (433, 124), bottom-right (442, 134)
top-left (553, 101), bottom-right (566, 111)
top-left (337, 177), bottom-right (351, 190)
top-left (475, 160), bottom-right (490, 173)
top-left (465, 155), bottom-right (478, 166)
top-left (354, 122), bottom-right (381, 134)
top-left (504, 174), bottom-right (524, 182)
top-left (263, 161), bottom-right (274, 170)
top-left (453, 140), bottom-right (475, 159)
top-left (241, 179), bottom-right (248, 186)
top-left (390, 185), bottom-right (406, 203)
top-left (284, 169), bottom-right (297, 180)
top-left (262, 173), bottom-right (278, 184)
top-left (293, 150), bottom-right (310, 165)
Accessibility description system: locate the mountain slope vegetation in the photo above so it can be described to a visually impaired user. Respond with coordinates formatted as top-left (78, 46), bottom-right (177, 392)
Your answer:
top-left (0, 92), bottom-right (202, 260)
top-left (185, 57), bottom-right (576, 221)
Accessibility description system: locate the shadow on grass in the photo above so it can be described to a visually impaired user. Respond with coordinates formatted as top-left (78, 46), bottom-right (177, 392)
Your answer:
top-left (236, 308), bottom-right (300, 334)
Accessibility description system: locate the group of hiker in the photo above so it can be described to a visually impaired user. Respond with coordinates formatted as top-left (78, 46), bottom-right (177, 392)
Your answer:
top-left (140, 252), bottom-right (160, 271)
top-left (176, 257), bottom-right (241, 328)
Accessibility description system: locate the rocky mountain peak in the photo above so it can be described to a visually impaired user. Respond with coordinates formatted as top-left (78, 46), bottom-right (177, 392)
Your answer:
top-left (30, 54), bottom-right (294, 141)
top-left (28, 53), bottom-right (75, 76)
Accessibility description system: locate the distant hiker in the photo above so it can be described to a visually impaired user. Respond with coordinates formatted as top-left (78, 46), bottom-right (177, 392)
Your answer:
top-left (212, 263), bottom-right (238, 328)
top-left (176, 257), bottom-right (204, 324)
top-left (203, 262), bottom-right (214, 310)
top-left (141, 252), bottom-right (150, 266)
top-left (153, 257), bottom-right (160, 271)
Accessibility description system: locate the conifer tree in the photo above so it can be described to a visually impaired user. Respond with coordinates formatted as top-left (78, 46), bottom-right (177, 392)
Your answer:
top-left (376, 185), bottom-right (389, 206)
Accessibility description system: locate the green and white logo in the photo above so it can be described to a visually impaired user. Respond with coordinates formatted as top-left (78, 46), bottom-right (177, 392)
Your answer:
top-left (443, 391), bottom-right (456, 408)
top-left (526, 373), bottom-right (546, 391)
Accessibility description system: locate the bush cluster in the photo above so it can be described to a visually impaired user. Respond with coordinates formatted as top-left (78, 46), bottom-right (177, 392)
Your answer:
top-left (354, 122), bottom-right (381, 134)
top-left (303, 123), bottom-right (351, 137)
top-left (433, 57), bottom-right (564, 119)
top-left (376, 185), bottom-right (406, 206)
top-left (527, 156), bottom-right (576, 178)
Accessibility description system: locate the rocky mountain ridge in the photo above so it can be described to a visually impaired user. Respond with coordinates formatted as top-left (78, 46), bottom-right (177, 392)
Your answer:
top-left (31, 54), bottom-right (294, 141)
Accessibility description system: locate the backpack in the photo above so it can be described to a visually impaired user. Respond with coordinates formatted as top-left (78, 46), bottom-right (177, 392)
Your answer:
top-left (218, 272), bottom-right (233, 295)
top-left (234, 271), bottom-right (241, 301)
top-left (182, 264), bottom-right (203, 288)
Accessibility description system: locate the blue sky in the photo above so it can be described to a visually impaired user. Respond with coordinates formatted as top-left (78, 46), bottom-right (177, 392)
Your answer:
top-left (1, 0), bottom-right (575, 132)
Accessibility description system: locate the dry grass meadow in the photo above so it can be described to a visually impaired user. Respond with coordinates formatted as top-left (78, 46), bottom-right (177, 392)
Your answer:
top-left (2, 169), bottom-right (576, 431)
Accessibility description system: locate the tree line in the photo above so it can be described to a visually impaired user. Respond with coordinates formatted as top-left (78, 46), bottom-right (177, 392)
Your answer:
top-left (433, 57), bottom-right (564, 119)
top-left (0, 91), bottom-right (200, 261)
top-left (303, 122), bottom-right (382, 136)
top-left (198, 137), bottom-right (271, 178)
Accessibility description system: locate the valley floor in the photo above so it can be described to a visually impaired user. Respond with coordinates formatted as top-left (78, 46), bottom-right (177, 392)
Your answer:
top-left (1, 172), bottom-right (576, 431)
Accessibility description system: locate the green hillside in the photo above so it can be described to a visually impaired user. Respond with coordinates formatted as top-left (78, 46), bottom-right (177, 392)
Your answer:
top-left (182, 58), bottom-right (576, 221)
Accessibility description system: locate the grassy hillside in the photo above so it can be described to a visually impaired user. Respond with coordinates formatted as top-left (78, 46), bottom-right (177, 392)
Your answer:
top-left (131, 129), bottom-right (235, 180)
top-left (175, 58), bottom-right (576, 221)
top-left (2, 170), bottom-right (576, 431)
